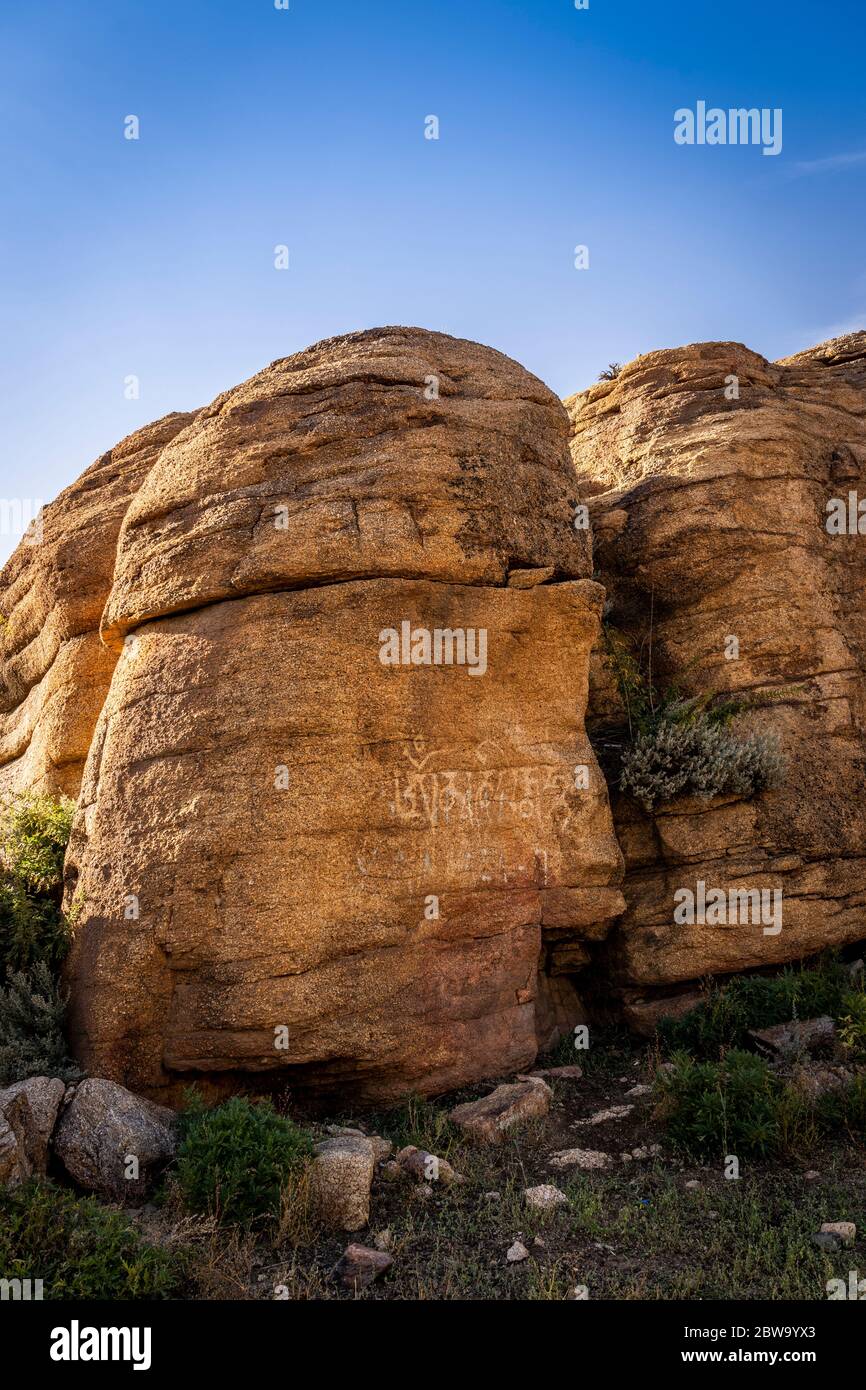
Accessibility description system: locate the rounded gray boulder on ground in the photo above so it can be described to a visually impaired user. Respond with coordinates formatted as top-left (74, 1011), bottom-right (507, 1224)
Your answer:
top-left (52, 1077), bottom-right (177, 1200)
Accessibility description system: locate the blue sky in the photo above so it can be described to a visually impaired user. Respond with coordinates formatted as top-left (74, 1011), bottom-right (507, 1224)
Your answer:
top-left (1, 0), bottom-right (864, 562)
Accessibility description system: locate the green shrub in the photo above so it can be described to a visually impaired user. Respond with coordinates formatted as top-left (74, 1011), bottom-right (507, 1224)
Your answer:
top-left (837, 992), bottom-right (866, 1059)
top-left (658, 958), bottom-right (850, 1059)
top-left (0, 961), bottom-right (82, 1085)
top-left (0, 1179), bottom-right (182, 1299)
top-left (600, 626), bottom-right (789, 810)
top-left (0, 793), bottom-right (74, 894)
top-left (657, 1050), bottom-right (787, 1159)
top-left (815, 1075), bottom-right (866, 1141)
top-left (173, 1094), bottom-right (314, 1226)
top-left (0, 878), bottom-right (72, 976)
top-left (0, 793), bottom-right (75, 975)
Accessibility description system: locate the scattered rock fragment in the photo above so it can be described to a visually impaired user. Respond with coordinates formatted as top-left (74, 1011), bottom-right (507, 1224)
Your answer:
top-left (450, 1080), bottom-right (552, 1143)
top-left (819, 1221), bottom-right (856, 1248)
top-left (373, 1229), bottom-right (393, 1252)
top-left (396, 1144), bottom-right (460, 1186)
top-left (506, 1240), bottom-right (530, 1263)
top-left (549, 1148), bottom-right (611, 1171)
top-left (526, 1065), bottom-right (584, 1081)
top-left (749, 1017), bottom-right (836, 1058)
top-left (335, 1244), bottom-right (393, 1290)
top-left (524, 1184), bottom-right (568, 1212)
top-left (574, 1105), bottom-right (634, 1127)
top-left (312, 1135), bottom-right (375, 1231)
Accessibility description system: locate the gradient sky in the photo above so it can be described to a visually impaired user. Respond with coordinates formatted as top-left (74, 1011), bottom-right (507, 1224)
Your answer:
top-left (1, 0), bottom-right (864, 563)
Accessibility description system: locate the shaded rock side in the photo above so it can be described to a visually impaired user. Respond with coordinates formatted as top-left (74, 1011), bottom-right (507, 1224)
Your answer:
top-left (62, 328), bottom-right (624, 1102)
top-left (0, 411), bottom-right (197, 797)
top-left (566, 332), bottom-right (866, 1013)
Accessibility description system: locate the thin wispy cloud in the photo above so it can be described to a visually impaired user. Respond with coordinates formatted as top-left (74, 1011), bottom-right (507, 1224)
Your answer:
top-left (789, 150), bottom-right (866, 178)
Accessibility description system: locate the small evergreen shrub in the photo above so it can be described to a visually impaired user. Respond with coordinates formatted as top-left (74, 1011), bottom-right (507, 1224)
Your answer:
top-left (658, 957), bottom-right (850, 1059)
top-left (173, 1094), bottom-right (314, 1226)
top-left (619, 714), bottom-right (784, 811)
top-left (0, 962), bottom-right (82, 1084)
top-left (600, 625), bottom-right (789, 811)
top-left (0, 792), bottom-right (75, 975)
top-left (1, 793), bottom-right (74, 894)
top-left (0, 878), bottom-right (71, 976)
top-left (0, 793), bottom-right (80, 1083)
top-left (657, 1050), bottom-right (787, 1159)
top-left (0, 1180), bottom-right (182, 1299)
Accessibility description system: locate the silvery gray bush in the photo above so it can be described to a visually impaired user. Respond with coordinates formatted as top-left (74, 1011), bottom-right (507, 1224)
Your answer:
top-left (619, 713), bottom-right (785, 812)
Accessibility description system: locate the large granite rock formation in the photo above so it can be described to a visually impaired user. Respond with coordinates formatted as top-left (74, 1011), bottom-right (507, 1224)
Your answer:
top-left (566, 331), bottom-right (866, 1028)
top-left (4, 323), bottom-right (862, 1093)
top-left (53, 328), bottom-right (624, 1101)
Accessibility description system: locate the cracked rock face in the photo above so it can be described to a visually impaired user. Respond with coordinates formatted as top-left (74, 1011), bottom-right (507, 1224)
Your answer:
top-left (567, 332), bottom-right (866, 1025)
top-left (54, 327), bottom-right (624, 1101)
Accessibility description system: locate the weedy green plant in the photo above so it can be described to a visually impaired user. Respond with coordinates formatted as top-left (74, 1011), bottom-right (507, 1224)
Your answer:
top-left (172, 1094), bottom-right (314, 1227)
top-left (0, 793), bottom-right (75, 975)
top-left (1, 792), bottom-right (74, 894)
top-left (815, 1075), bottom-right (866, 1142)
top-left (837, 992), bottom-right (866, 1059)
top-left (0, 961), bottom-right (81, 1084)
top-left (0, 1179), bottom-right (183, 1299)
top-left (0, 793), bottom-right (81, 1083)
top-left (658, 957), bottom-right (850, 1059)
top-left (656, 1049), bottom-right (790, 1159)
top-left (366, 1093), bottom-right (458, 1158)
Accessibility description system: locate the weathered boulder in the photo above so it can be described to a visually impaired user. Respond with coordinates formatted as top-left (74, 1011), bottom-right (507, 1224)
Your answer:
top-left (52, 1077), bottom-right (177, 1199)
top-left (449, 1078), bottom-right (552, 1142)
top-left (748, 1016), bottom-right (836, 1058)
top-left (312, 1134), bottom-right (375, 1231)
top-left (0, 413), bottom-right (196, 797)
top-left (59, 328), bottom-right (624, 1102)
top-left (567, 331), bottom-right (866, 1014)
top-left (0, 1076), bottom-right (65, 1185)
